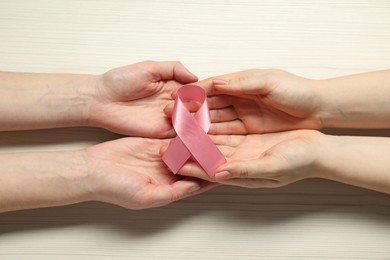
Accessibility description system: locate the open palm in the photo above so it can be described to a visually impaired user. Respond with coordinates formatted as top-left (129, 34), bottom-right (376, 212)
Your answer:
top-left (178, 130), bottom-right (324, 188)
top-left (89, 61), bottom-right (198, 138)
top-left (84, 137), bottom-right (215, 209)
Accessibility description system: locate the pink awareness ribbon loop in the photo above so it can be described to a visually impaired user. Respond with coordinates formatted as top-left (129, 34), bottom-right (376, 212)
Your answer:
top-left (162, 85), bottom-right (227, 177)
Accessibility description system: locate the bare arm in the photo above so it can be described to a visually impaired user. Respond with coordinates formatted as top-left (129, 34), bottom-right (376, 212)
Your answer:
top-left (318, 69), bottom-right (390, 128)
top-left (0, 71), bottom-right (94, 131)
top-left (194, 69), bottom-right (390, 135)
top-left (177, 130), bottom-right (390, 194)
top-left (319, 134), bottom-right (390, 194)
top-left (0, 150), bottom-right (89, 212)
top-left (0, 137), bottom-right (213, 213)
top-left (0, 61), bottom-right (197, 137)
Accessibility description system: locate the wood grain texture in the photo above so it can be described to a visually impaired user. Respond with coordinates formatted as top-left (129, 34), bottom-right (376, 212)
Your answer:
top-left (1, 0), bottom-right (390, 259)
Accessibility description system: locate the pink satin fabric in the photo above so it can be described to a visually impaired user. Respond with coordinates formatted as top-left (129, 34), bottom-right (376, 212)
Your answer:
top-left (162, 85), bottom-right (227, 177)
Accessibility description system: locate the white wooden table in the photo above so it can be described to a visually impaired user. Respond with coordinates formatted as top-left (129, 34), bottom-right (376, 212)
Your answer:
top-left (1, 1), bottom-right (390, 259)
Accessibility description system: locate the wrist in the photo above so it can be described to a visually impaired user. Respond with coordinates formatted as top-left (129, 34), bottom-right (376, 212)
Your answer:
top-left (59, 150), bottom-right (95, 205)
top-left (313, 133), bottom-right (343, 180)
top-left (82, 73), bottom-right (113, 129)
top-left (311, 79), bottom-right (336, 129)
top-left (64, 74), bottom-right (100, 128)
top-left (308, 131), bottom-right (333, 179)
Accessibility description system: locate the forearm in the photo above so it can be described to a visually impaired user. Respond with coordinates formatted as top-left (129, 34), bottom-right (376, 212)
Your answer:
top-left (318, 135), bottom-right (390, 194)
top-left (0, 150), bottom-right (91, 212)
top-left (317, 70), bottom-right (390, 128)
top-left (0, 72), bottom-right (97, 131)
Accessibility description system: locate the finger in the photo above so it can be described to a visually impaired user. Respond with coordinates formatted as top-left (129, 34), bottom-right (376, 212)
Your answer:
top-left (146, 178), bottom-right (214, 208)
top-left (215, 159), bottom-right (270, 180)
top-left (218, 178), bottom-right (281, 188)
top-left (159, 144), bottom-right (169, 156)
top-left (209, 120), bottom-right (247, 135)
top-left (152, 61), bottom-right (198, 84)
top-left (210, 107), bottom-right (238, 123)
top-left (196, 73), bottom-right (244, 96)
top-left (213, 70), bottom-right (271, 96)
top-left (177, 146), bottom-right (233, 178)
top-left (185, 100), bottom-right (201, 112)
top-left (209, 134), bottom-right (244, 147)
top-left (164, 100), bottom-right (203, 118)
top-left (178, 161), bottom-right (213, 181)
top-left (207, 95), bottom-right (233, 109)
top-left (195, 77), bottom-right (215, 95)
top-left (197, 70), bottom-right (263, 96)
top-left (184, 178), bottom-right (220, 196)
top-left (164, 102), bottom-right (175, 118)
top-left (171, 86), bottom-right (232, 108)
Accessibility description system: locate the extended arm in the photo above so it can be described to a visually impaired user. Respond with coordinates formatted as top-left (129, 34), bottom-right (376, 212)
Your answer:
top-left (318, 134), bottom-right (390, 193)
top-left (188, 69), bottom-right (390, 135)
top-left (0, 137), bottom-right (213, 213)
top-left (318, 69), bottom-right (390, 128)
top-left (177, 130), bottom-right (390, 194)
top-left (0, 61), bottom-right (197, 137)
top-left (0, 71), bottom-right (93, 131)
top-left (0, 150), bottom-right (89, 212)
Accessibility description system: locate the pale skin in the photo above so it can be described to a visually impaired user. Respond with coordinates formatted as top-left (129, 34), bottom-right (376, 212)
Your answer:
top-left (0, 61), bottom-right (216, 213)
top-left (0, 60), bottom-right (198, 137)
top-left (3, 62), bottom-right (390, 212)
top-left (171, 69), bottom-right (390, 194)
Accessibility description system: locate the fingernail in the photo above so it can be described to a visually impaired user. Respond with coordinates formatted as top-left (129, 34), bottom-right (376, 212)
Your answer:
top-left (212, 79), bottom-right (229, 85)
top-left (215, 171), bottom-right (232, 180)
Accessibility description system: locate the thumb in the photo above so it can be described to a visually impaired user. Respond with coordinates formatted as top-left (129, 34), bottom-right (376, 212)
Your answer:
top-left (159, 144), bottom-right (169, 157)
top-left (215, 159), bottom-right (269, 180)
top-left (212, 70), bottom-right (269, 95)
top-left (156, 61), bottom-right (198, 84)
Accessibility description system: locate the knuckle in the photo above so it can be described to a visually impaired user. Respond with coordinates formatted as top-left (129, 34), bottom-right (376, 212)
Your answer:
top-left (142, 60), bottom-right (158, 71)
top-left (238, 167), bottom-right (249, 178)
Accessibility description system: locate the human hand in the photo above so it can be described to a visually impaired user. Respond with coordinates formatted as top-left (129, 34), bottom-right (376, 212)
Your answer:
top-left (172, 69), bottom-right (324, 134)
top-left (83, 137), bottom-right (216, 209)
top-left (177, 130), bottom-right (325, 188)
top-left (88, 61), bottom-right (198, 138)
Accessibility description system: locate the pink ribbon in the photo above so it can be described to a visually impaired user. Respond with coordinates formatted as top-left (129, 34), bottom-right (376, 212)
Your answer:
top-left (162, 85), bottom-right (226, 177)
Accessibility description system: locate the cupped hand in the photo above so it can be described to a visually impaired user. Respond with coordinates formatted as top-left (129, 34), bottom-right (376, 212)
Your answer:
top-left (88, 61), bottom-right (198, 138)
top-left (167, 69), bottom-right (324, 134)
top-left (83, 137), bottom-right (216, 209)
top-left (177, 130), bottom-right (326, 188)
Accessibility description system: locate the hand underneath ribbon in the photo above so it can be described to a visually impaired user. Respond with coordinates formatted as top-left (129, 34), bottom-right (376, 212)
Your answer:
top-left (176, 130), bottom-right (324, 188)
top-left (83, 137), bottom-right (216, 209)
